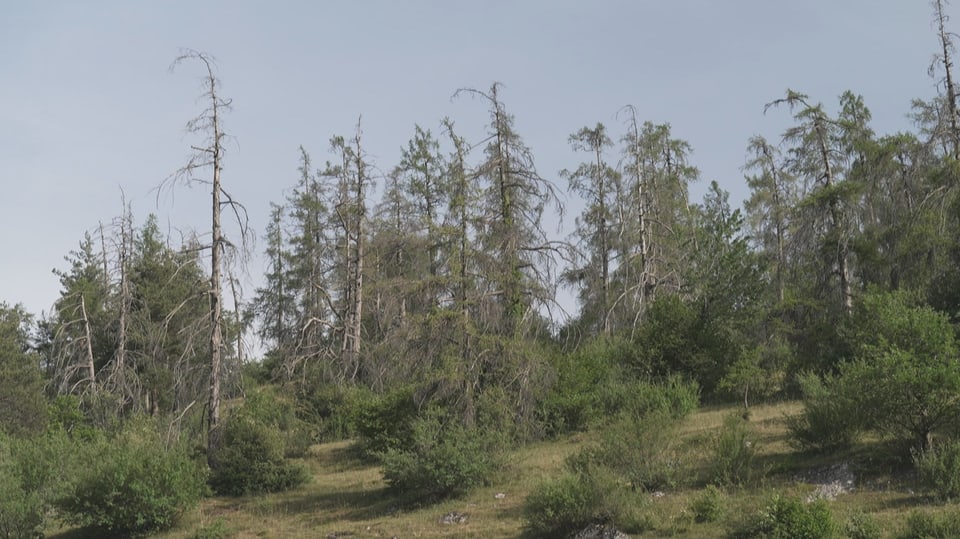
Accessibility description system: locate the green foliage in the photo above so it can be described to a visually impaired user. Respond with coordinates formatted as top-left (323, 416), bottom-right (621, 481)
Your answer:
top-left (58, 421), bottom-right (206, 535)
top-left (522, 465), bottom-right (650, 538)
top-left (538, 337), bottom-right (626, 437)
top-left (240, 386), bottom-right (313, 458)
top-left (354, 385), bottom-right (420, 458)
top-left (838, 291), bottom-right (960, 450)
top-left (0, 427), bottom-right (79, 539)
top-left (633, 295), bottom-right (740, 395)
top-left (209, 413), bottom-right (309, 496)
top-left (897, 510), bottom-right (960, 539)
top-left (189, 518), bottom-right (232, 539)
top-left (914, 439), bottom-right (960, 501)
top-left (0, 303), bottom-right (47, 436)
top-left (711, 414), bottom-right (761, 487)
top-left (295, 383), bottom-right (375, 442)
top-left (787, 372), bottom-right (863, 452)
top-left (571, 409), bottom-right (684, 492)
top-left (690, 484), bottom-right (725, 523)
top-left (733, 494), bottom-right (836, 539)
top-left (845, 510), bottom-right (883, 539)
top-left (380, 411), bottom-right (502, 501)
top-left (0, 434), bottom-right (45, 539)
top-left (625, 375), bottom-right (701, 420)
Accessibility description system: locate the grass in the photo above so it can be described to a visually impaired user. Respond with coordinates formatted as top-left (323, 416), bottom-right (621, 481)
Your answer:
top-left (48, 401), bottom-right (950, 538)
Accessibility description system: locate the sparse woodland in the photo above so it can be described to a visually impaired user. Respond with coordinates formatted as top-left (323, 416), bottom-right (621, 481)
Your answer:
top-left (9, 4), bottom-right (960, 538)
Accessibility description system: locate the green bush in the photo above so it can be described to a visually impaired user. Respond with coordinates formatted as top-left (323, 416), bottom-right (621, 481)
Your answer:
top-left (354, 386), bottom-right (420, 458)
top-left (711, 414), bottom-right (761, 487)
top-left (209, 414), bottom-right (309, 496)
top-left (523, 466), bottom-right (650, 538)
top-left (690, 485), bottom-right (725, 523)
top-left (0, 435), bottom-right (44, 539)
top-left (734, 494), bottom-right (836, 539)
top-left (539, 337), bottom-right (628, 437)
top-left (897, 510), bottom-right (960, 538)
top-left (787, 372), bottom-right (862, 452)
top-left (845, 510), bottom-right (882, 539)
top-left (296, 383), bottom-right (374, 442)
top-left (634, 375), bottom-right (701, 420)
top-left (380, 411), bottom-right (501, 501)
top-left (523, 472), bottom-right (605, 538)
top-left (571, 409), bottom-right (684, 492)
top-left (58, 424), bottom-right (206, 535)
top-left (914, 439), bottom-right (960, 502)
top-left (240, 386), bottom-right (314, 458)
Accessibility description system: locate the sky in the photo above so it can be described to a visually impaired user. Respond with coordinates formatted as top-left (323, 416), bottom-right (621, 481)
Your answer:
top-left (0, 1), bottom-right (945, 332)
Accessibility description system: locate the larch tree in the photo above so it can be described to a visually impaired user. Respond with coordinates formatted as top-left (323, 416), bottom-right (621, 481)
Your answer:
top-left (168, 49), bottom-right (248, 462)
top-left (455, 83), bottom-right (562, 337)
top-left (561, 123), bottom-right (619, 335)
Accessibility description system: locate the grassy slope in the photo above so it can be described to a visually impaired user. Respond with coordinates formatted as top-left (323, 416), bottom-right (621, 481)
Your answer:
top-left (53, 401), bottom-right (942, 538)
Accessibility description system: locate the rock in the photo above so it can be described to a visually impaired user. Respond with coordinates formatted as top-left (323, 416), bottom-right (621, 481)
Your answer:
top-left (439, 511), bottom-right (468, 525)
top-left (494, 492), bottom-right (506, 499)
top-left (797, 462), bottom-right (856, 502)
top-left (573, 523), bottom-right (631, 539)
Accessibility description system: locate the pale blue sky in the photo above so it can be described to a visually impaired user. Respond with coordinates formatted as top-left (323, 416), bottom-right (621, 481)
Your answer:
top-left (0, 1), bottom-right (942, 326)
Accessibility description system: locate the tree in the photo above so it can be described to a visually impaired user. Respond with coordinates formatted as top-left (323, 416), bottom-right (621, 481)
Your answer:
top-left (932, 0), bottom-right (960, 159)
top-left (168, 49), bottom-right (248, 461)
top-left (841, 291), bottom-right (960, 451)
top-left (0, 304), bottom-right (46, 435)
top-left (765, 90), bottom-right (863, 315)
top-left (455, 83), bottom-right (562, 337)
top-left (561, 123), bottom-right (619, 335)
top-left (615, 110), bottom-right (698, 329)
top-left (744, 135), bottom-right (797, 304)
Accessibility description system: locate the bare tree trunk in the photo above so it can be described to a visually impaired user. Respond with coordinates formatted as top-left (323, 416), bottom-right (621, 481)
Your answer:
top-left (935, 0), bottom-right (960, 159)
top-left (80, 295), bottom-right (97, 396)
top-left (815, 119), bottom-right (853, 314)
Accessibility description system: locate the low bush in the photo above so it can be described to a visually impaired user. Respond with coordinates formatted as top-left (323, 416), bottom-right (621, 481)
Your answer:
top-left (354, 385), bottom-right (421, 459)
top-left (241, 386), bottom-right (313, 458)
top-left (380, 411), bottom-right (501, 501)
top-left (914, 439), bottom-right (960, 501)
top-left (296, 383), bottom-right (375, 442)
top-left (523, 465), bottom-right (650, 538)
top-left (57, 422), bottom-right (207, 535)
top-left (690, 485), bottom-right (725, 523)
top-left (711, 413), bottom-right (761, 487)
top-left (571, 409), bottom-right (684, 492)
top-left (0, 434), bottom-right (45, 539)
top-left (733, 494), bottom-right (836, 539)
top-left (787, 371), bottom-right (862, 452)
top-left (897, 509), bottom-right (960, 538)
top-left (845, 510), bottom-right (883, 539)
top-left (209, 413), bottom-right (309, 496)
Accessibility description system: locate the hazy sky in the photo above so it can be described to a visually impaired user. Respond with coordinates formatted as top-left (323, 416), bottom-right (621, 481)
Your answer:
top-left (0, 1), bottom-right (943, 326)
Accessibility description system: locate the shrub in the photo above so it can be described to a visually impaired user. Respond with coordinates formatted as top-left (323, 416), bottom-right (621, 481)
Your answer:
top-left (539, 337), bottom-right (629, 437)
top-left (209, 414), bottom-right (309, 496)
top-left (690, 485), bottom-right (725, 523)
top-left (626, 375), bottom-right (701, 420)
top-left (898, 510), bottom-right (960, 539)
top-left (0, 434), bottom-right (44, 539)
top-left (845, 510), bottom-right (882, 539)
top-left (734, 494), bottom-right (836, 539)
top-left (787, 371), bottom-right (862, 452)
top-left (58, 425), bottom-right (207, 535)
top-left (571, 409), bottom-right (684, 492)
top-left (523, 466), bottom-right (650, 538)
top-left (914, 439), bottom-right (960, 502)
top-left (711, 414), bottom-right (761, 487)
top-left (240, 386), bottom-right (314, 458)
top-left (354, 385), bottom-right (420, 458)
top-left (380, 411), bottom-right (501, 501)
top-left (296, 383), bottom-right (375, 442)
